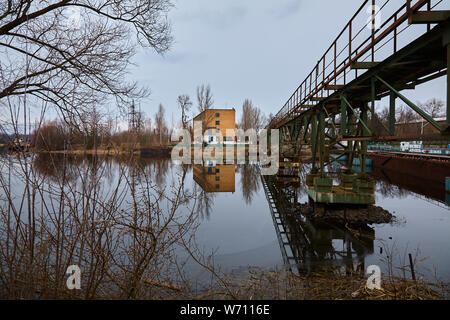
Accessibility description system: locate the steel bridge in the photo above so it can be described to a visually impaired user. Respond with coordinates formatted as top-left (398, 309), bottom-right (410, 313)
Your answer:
top-left (268, 0), bottom-right (450, 206)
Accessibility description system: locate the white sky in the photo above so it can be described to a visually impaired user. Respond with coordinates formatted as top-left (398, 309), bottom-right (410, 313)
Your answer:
top-left (129, 0), bottom-right (448, 125)
top-left (11, 0), bottom-right (450, 128)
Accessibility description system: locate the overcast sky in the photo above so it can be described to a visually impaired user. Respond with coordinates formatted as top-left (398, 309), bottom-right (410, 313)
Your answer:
top-left (128, 0), bottom-right (447, 125)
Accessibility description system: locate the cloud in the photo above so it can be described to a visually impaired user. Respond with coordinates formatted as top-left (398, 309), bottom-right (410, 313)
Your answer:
top-left (269, 0), bottom-right (302, 19)
top-left (161, 52), bottom-right (191, 64)
top-left (176, 5), bottom-right (248, 29)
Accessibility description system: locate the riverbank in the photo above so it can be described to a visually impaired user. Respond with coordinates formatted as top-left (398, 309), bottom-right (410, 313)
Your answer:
top-left (35, 146), bottom-right (172, 156)
top-left (39, 149), bottom-right (138, 156)
top-left (189, 269), bottom-right (449, 300)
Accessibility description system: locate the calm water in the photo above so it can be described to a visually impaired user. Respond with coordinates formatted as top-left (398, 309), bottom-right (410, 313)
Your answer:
top-left (1, 153), bottom-right (450, 285)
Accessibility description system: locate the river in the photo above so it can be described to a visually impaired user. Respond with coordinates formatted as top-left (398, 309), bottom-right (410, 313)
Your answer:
top-left (0, 153), bottom-right (449, 298)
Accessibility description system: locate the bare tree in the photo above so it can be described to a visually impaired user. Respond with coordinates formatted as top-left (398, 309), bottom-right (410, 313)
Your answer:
top-left (0, 0), bottom-right (173, 123)
top-left (239, 99), bottom-right (266, 132)
top-left (377, 107), bottom-right (389, 125)
top-left (266, 113), bottom-right (274, 127)
top-left (177, 94), bottom-right (192, 129)
top-left (419, 99), bottom-right (444, 118)
top-left (154, 103), bottom-right (167, 146)
top-left (397, 105), bottom-right (419, 123)
top-left (371, 106), bottom-right (390, 135)
top-left (196, 84), bottom-right (213, 113)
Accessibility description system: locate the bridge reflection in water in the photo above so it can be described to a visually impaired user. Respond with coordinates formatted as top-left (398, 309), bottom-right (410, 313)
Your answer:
top-left (261, 167), bottom-right (375, 275)
top-left (191, 160), bottom-right (448, 274)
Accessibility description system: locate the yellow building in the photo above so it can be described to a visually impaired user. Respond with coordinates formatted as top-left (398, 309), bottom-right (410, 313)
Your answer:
top-left (193, 164), bottom-right (236, 193)
top-left (193, 109), bottom-right (236, 144)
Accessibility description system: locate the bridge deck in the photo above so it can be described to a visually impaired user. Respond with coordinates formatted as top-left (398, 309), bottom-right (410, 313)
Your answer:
top-left (269, 0), bottom-right (450, 205)
top-left (270, 0), bottom-right (450, 140)
top-left (274, 20), bottom-right (449, 133)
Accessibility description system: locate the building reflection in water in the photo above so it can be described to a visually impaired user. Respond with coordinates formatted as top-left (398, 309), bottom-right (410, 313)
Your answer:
top-left (262, 168), bottom-right (375, 275)
top-left (193, 162), bottom-right (236, 193)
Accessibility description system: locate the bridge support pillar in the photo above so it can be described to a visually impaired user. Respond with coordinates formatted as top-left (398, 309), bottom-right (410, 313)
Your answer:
top-left (340, 95), bottom-right (347, 134)
top-left (311, 112), bottom-right (318, 173)
top-left (306, 173), bottom-right (375, 205)
top-left (371, 77), bottom-right (376, 131)
top-left (445, 26), bottom-right (450, 124)
top-left (447, 42), bottom-right (450, 124)
top-left (360, 102), bottom-right (369, 175)
top-left (389, 92), bottom-right (396, 136)
top-left (318, 109), bottom-right (326, 172)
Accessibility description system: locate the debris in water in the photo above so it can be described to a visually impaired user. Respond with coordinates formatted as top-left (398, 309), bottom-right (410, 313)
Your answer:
top-left (295, 203), bottom-right (394, 225)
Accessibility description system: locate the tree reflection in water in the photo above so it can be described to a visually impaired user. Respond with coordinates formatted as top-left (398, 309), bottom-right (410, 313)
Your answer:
top-left (0, 153), bottom-right (202, 299)
top-left (1, 154), bottom-right (443, 299)
top-left (196, 188), bottom-right (216, 220)
top-left (192, 164), bottom-right (218, 220)
top-left (238, 164), bottom-right (261, 205)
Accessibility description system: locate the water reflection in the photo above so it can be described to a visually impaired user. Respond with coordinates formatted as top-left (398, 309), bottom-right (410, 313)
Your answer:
top-left (192, 163), bottom-right (264, 214)
top-left (370, 166), bottom-right (449, 208)
top-left (238, 165), bottom-right (261, 205)
top-left (0, 153), bottom-right (200, 299)
top-left (0, 153), bottom-right (448, 298)
top-left (193, 164), bottom-right (236, 193)
top-left (261, 173), bottom-right (374, 275)
top-left (29, 155), bottom-right (407, 276)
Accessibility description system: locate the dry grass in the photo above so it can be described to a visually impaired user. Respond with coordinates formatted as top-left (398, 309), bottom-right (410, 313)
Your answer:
top-left (351, 279), bottom-right (445, 300)
top-left (195, 269), bottom-right (448, 301)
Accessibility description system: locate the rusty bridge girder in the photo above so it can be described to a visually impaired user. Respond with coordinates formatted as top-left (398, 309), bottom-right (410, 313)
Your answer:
top-left (269, 0), bottom-right (450, 205)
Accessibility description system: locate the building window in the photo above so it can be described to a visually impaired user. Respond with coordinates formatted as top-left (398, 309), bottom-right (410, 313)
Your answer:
top-left (216, 113), bottom-right (220, 118)
top-left (216, 176), bottom-right (220, 181)
top-left (216, 121), bottom-right (220, 125)
top-left (215, 184), bottom-right (220, 189)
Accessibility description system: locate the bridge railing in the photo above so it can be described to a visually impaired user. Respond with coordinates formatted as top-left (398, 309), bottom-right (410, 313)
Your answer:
top-left (269, 0), bottom-right (448, 129)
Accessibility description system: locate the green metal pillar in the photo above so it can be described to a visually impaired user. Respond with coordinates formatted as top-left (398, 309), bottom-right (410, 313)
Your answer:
top-left (331, 114), bottom-right (336, 138)
top-left (319, 110), bottom-right (326, 173)
top-left (303, 115), bottom-right (310, 143)
top-left (341, 95), bottom-right (347, 135)
top-left (389, 92), bottom-right (396, 136)
top-left (447, 43), bottom-right (450, 124)
top-left (445, 25), bottom-right (450, 124)
top-left (279, 126), bottom-right (285, 158)
top-left (311, 112), bottom-right (318, 173)
top-left (360, 103), bottom-right (369, 175)
top-left (347, 111), bottom-right (355, 170)
top-left (371, 77), bottom-right (376, 131)
top-left (377, 76), bottom-right (444, 132)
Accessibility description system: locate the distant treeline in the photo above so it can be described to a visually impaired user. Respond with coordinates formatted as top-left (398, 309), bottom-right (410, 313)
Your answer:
top-left (23, 94), bottom-right (444, 153)
top-left (30, 119), bottom-right (171, 152)
top-left (27, 84), bottom-right (272, 152)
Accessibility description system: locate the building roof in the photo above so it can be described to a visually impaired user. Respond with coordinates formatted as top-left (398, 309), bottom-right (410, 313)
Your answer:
top-left (193, 108), bottom-right (235, 121)
top-left (396, 117), bottom-right (446, 125)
